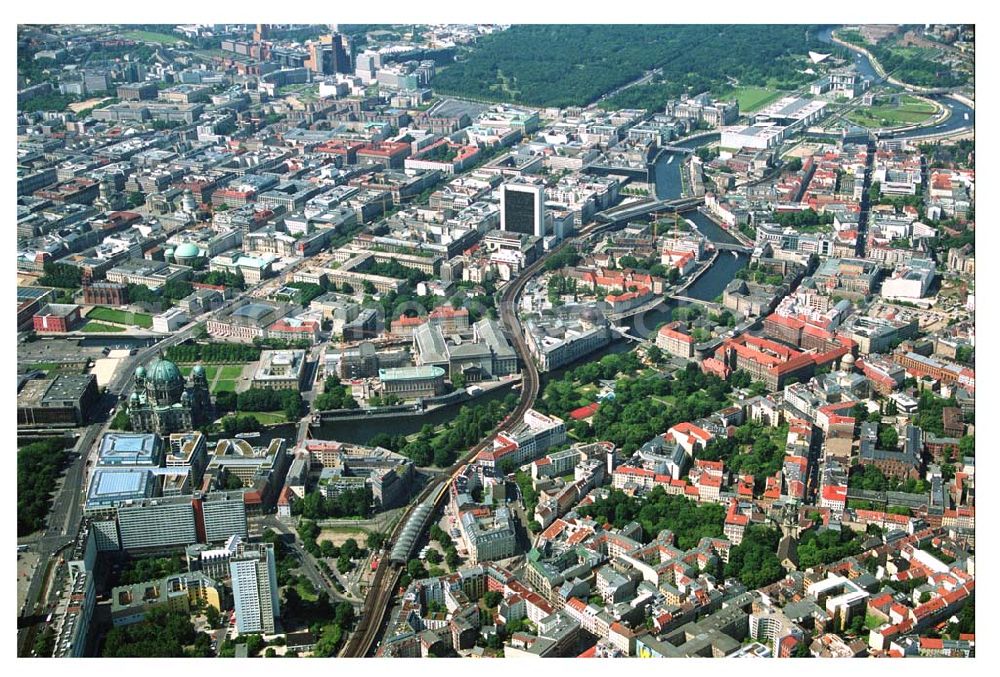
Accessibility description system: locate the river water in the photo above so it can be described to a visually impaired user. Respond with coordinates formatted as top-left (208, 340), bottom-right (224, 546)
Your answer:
top-left (312, 385), bottom-right (514, 443)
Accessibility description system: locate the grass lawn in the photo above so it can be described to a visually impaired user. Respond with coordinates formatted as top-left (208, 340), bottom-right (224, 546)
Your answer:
top-left (122, 30), bottom-right (184, 45)
top-left (192, 49), bottom-right (231, 59)
top-left (219, 365), bottom-right (244, 380)
top-left (295, 579), bottom-right (319, 602)
top-left (724, 86), bottom-right (785, 112)
top-left (22, 362), bottom-right (74, 374)
top-left (899, 95), bottom-right (937, 113)
top-left (87, 307), bottom-right (153, 328)
top-left (241, 411), bottom-right (288, 425)
top-left (180, 364), bottom-right (221, 380)
top-left (213, 379), bottom-right (237, 394)
top-left (847, 98), bottom-right (937, 128)
top-left (81, 321), bottom-right (125, 333)
top-left (764, 423), bottom-right (791, 449)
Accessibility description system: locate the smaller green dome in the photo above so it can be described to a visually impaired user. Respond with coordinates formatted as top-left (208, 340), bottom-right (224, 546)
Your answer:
top-left (192, 365), bottom-right (206, 376)
top-left (174, 242), bottom-right (200, 259)
top-left (136, 366), bottom-right (146, 379)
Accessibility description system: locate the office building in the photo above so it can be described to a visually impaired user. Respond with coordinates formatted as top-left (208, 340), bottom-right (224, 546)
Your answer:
top-left (501, 182), bottom-right (546, 237)
top-left (117, 497), bottom-right (198, 551)
top-left (656, 321), bottom-right (696, 358)
top-left (200, 491), bottom-right (249, 543)
top-left (152, 307), bottom-right (189, 333)
top-left (880, 258), bottom-right (937, 300)
top-left (18, 373), bottom-right (99, 427)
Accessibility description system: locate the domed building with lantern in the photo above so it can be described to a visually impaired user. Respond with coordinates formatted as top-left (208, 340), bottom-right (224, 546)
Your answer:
top-left (127, 353), bottom-right (212, 433)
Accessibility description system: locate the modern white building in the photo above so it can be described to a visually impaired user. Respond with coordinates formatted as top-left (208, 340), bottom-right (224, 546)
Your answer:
top-left (230, 542), bottom-right (280, 635)
top-left (720, 124), bottom-right (786, 150)
top-left (152, 307), bottom-right (189, 333)
top-left (754, 96), bottom-right (829, 130)
top-left (881, 258), bottom-right (936, 300)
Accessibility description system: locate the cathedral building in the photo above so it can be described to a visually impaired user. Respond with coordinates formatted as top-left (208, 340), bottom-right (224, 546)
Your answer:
top-left (127, 354), bottom-right (212, 434)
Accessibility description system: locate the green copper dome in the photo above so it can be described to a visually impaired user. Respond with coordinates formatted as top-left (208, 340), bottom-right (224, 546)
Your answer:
top-left (147, 356), bottom-right (184, 389)
top-left (174, 242), bottom-right (200, 259)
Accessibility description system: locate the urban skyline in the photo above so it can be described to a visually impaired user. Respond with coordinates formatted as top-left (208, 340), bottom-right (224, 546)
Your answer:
top-left (15, 21), bottom-right (975, 661)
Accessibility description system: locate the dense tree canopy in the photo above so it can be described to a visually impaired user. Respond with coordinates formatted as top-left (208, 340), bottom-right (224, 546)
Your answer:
top-left (314, 375), bottom-right (360, 411)
top-left (589, 364), bottom-right (733, 454)
top-left (236, 387), bottom-right (303, 420)
top-left (724, 525), bottom-right (785, 589)
top-left (292, 487), bottom-right (373, 520)
top-left (166, 341), bottom-right (260, 364)
top-left (399, 394), bottom-right (516, 467)
top-left (697, 422), bottom-right (788, 482)
top-left (796, 527), bottom-right (864, 569)
top-left (102, 606), bottom-right (211, 657)
top-left (37, 262), bottom-right (82, 289)
top-left (579, 487), bottom-right (725, 550)
top-left (119, 554), bottom-right (185, 585)
top-left (434, 25), bottom-right (825, 108)
top-left (17, 438), bottom-right (68, 536)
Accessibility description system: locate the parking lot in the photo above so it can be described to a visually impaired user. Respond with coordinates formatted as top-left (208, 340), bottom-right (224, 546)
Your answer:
top-left (17, 548), bottom-right (41, 614)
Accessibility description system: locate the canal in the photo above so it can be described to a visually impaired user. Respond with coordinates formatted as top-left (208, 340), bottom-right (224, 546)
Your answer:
top-left (311, 384), bottom-right (515, 444)
top-left (651, 150), bottom-right (749, 302)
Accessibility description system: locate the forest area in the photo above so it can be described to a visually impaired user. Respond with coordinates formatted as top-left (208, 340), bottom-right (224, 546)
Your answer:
top-left (433, 25), bottom-right (825, 109)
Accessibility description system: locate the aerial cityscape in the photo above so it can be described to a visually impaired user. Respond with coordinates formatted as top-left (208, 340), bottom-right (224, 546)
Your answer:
top-left (15, 22), bottom-right (975, 659)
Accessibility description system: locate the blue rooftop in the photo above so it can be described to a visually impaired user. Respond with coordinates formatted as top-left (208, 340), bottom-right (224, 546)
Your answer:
top-left (98, 433), bottom-right (161, 467)
top-left (86, 468), bottom-right (154, 509)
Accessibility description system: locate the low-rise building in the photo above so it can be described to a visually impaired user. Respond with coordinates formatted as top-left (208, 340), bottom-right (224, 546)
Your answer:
top-left (152, 307), bottom-right (189, 333)
top-left (252, 350), bottom-right (307, 391)
top-left (106, 259), bottom-right (192, 289)
top-left (379, 365), bottom-right (447, 399)
top-left (33, 303), bottom-right (82, 333)
top-left (18, 373), bottom-right (99, 427)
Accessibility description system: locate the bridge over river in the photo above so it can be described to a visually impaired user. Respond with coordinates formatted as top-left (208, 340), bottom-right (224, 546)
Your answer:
top-left (595, 195), bottom-right (704, 224)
